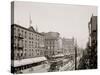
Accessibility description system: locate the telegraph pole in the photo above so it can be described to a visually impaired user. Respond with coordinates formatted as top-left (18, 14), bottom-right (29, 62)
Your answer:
top-left (75, 39), bottom-right (77, 70)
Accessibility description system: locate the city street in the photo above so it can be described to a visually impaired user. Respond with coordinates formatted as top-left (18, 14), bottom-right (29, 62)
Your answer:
top-left (48, 56), bottom-right (76, 72)
top-left (59, 59), bottom-right (75, 71)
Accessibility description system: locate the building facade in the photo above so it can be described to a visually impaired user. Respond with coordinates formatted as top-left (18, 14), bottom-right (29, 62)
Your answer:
top-left (62, 37), bottom-right (75, 56)
top-left (42, 31), bottom-right (75, 58)
top-left (11, 24), bottom-right (45, 60)
top-left (42, 32), bottom-right (62, 57)
top-left (88, 15), bottom-right (97, 48)
top-left (88, 15), bottom-right (97, 68)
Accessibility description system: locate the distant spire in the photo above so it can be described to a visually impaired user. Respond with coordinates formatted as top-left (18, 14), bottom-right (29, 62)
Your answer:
top-left (75, 39), bottom-right (77, 47)
top-left (36, 25), bottom-right (38, 32)
top-left (29, 14), bottom-right (32, 27)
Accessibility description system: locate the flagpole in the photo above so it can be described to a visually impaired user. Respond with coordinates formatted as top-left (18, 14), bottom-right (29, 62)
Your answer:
top-left (29, 14), bottom-right (32, 27)
top-left (75, 39), bottom-right (77, 70)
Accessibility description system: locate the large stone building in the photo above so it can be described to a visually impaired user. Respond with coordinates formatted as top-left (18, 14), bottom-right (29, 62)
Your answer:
top-left (42, 32), bottom-right (63, 57)
top-left (62, 37), bottom-right (75, 56)
top-left (11, 24), bottom-right (45, 60)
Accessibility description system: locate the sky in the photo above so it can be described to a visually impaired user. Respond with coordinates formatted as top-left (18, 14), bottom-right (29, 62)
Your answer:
top-left (13, 1), bottom-right (97, 49)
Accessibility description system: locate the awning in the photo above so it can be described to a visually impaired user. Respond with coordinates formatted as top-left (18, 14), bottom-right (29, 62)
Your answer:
top-left (11, 56), bottom-right (47, 67)
top-left (52, 54), bottom-right (64, 58)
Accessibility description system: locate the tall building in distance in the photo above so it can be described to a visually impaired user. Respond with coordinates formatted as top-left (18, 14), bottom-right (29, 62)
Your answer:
top-left (88, 15), bottom-right (97, 68)
top-left (88, 15), bottom-right (97, 47)
top-left (62, 37), bottom-right (75, 56)
top-left (11, 24), bottom-right (45, 60)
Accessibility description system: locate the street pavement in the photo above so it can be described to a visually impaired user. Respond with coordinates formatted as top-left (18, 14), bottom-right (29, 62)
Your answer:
top-left (59, 59), bottom-right (75, 71)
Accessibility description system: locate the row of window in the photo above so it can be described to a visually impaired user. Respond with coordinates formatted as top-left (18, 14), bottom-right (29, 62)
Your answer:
top-left (46, 46), bottom-right (55, 50)
top-left (14, 38), bottom-right (44, 48)
top-left (45, 40), bottom-right (56, 45)
top-left (14, 49), bottom-right (44, 60)
top-left (45, 51), bottom-right (55, 56)
top-left (14, 27), bottom-right (43, 40)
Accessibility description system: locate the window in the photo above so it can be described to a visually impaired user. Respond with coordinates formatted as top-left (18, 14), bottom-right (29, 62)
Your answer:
top-left (51, 46), bottom-right (53, 49)
top-left (25, 31), bottom-right (27, 38)
top-left (14, 27), bottom-right (16, 35)
top-left (29, 41), bottom-right (31, 47)
top-left (35, 42), bottom-right (37, 48)
top-left (29, 52), bottom-right (31, 56)
top-left (32, 34), bottom-right (33, 39)
top-left (35, 35), bottom-right (37, 40)
top-left (24, 53), bottom-right (26, 56)
top-left (47, 41), bottom-right (48, 44)
top-left (48, 46), bottom-right (50, 49)
top-left (17, 53), bottom-right (19, 57)
top-left (21, 53), bottom-right (23, 56)
top-left (29, 33), bottom-right (31, 39)
top-left (18, 29), bottom-right (20, 35)
top-left (46, 46), bottom-right (48, 49)
top-left (22, 30), bottom-right (23, 36)
top-left (25, 40), bottom-right (27, 47)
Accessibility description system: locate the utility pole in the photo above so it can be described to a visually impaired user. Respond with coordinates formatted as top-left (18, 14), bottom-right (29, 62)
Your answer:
top-left (75, 39), bottom-right (77, 70)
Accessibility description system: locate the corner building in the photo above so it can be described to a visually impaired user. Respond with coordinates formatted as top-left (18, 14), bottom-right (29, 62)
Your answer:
top-left (11, 24), bottom-right (45, 60)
